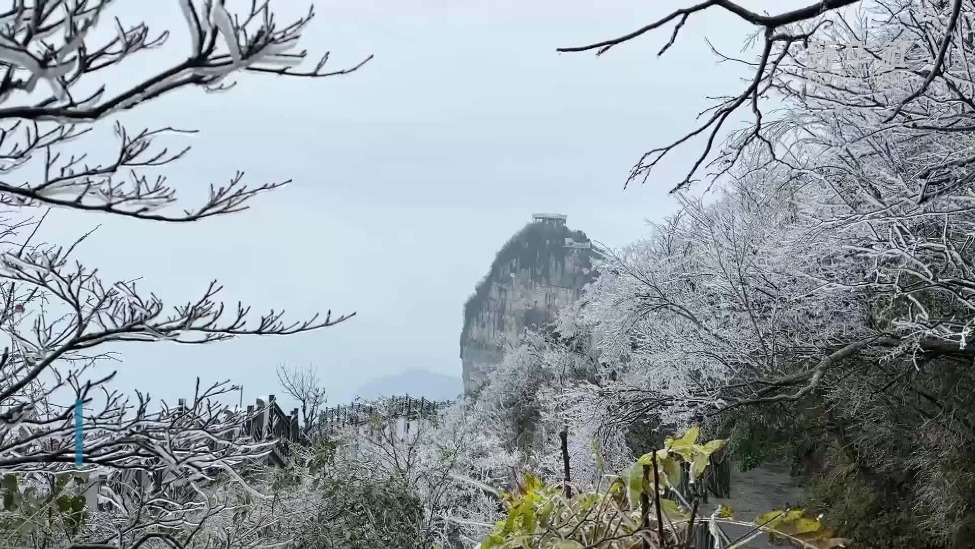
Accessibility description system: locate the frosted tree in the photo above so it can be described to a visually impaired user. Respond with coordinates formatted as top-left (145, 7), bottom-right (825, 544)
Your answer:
top-left (745, 6), bottom-right (975, 539)
top-left (529, 318), bottom-right (630, 490)
top-left (558, 3), bottom-right (975, 542)
top-left (558, 0), bottom-right (968, 192)
top-left (670, 0), bottom-right (975, 403)
top-left (0, 1), bottom-right (366, 547)
top-left (417, 402), bottom-right (521, 547)
top-left (561, 0), bottom-right (975, 411)
top-left (759, 0), bottom-right (975, 357)
top-left (575, 167), bottom-right (852, 418)
top-left (323, 398), bottom-right (518, 548)
top-left (472, 338), bottom-right (553, 453)
top-left (276, 363), bottom-right (327, 435)
top-left (469, 315), bottom-right (632, 493)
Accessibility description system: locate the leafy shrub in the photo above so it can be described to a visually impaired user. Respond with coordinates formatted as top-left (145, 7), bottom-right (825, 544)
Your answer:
top-left (480, 427), bottom-right (847, 549)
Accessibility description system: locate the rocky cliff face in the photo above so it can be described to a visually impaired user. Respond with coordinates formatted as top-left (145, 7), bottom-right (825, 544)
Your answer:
top-left (460, 215), bottom-right (599, 393)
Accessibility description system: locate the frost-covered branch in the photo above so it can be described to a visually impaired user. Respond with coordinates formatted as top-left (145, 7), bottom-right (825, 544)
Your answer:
top-left (0, 0), bottom-right (370, 222)
top-left (558, 0), bottom-right (969, 192)
top-left (0, 2), bottom-right (362, 547)
top-left (276, 363), bottom-right (326, 435)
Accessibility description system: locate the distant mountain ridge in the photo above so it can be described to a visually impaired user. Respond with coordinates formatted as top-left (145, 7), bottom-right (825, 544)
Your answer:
top-left (354, 369), bottom-right (462, 402)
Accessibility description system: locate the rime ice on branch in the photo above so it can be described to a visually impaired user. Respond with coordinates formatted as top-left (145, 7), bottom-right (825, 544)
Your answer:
top-left (0, 1), bottom-right (366, 547)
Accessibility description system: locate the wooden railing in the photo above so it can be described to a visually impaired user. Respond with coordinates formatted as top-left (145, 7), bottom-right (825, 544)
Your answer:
top-left (316, 395), bottom-right (453, 434)
top-left (239, 395), bottom-right (303, 467)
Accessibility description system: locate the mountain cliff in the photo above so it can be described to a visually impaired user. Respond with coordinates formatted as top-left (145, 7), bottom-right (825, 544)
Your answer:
top-left (460, 214), bottom-right (599, 393)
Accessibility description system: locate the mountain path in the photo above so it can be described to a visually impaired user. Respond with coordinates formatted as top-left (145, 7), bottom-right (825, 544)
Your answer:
top-left (702, 462), bottom-right (807, 548)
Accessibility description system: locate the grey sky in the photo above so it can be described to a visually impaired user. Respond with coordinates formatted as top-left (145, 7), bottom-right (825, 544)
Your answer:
top-left (36, 0), bottom-right (775, 412)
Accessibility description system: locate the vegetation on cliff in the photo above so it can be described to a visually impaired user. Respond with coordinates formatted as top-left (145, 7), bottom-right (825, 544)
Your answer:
top-left (460, 221), bottom-right (598, 347)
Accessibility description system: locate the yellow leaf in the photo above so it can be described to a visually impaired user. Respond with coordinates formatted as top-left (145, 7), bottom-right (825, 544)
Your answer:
top-left (793, 517), bottom-right (822, 535)
top-left (701, 439), bottom-right (726, 455)
top-left (666, 425), bottom-right (700, 449)
top-left (538, 500), bottom-right (554, 526)
top-left (756, 509), bottom-right (787, 527)
top-left (783, 509), bottom-right (806, 522)
top-left (521, 504), bottom-right (538, 533)
top-left (521, 472), bottom-right (543, 495)
top-left (717, 505), bottom-right (734, 518)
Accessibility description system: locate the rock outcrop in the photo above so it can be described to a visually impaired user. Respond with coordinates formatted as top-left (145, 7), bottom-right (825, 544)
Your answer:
top-left (460, 214), bottom-right (599, 393)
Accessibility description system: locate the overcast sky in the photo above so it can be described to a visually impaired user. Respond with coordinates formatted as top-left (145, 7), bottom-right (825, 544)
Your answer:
top-left (35, 0), bottom-right (776, 413)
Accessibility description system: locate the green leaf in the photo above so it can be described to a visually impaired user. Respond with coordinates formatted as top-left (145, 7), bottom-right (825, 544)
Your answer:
top-left (659, 455), bottom-right (682, 488)
top-left (21, 487), bottom-right (39, 506)
top-left (690, 449), bottom-right (711, 480)
top-left (621, 464), bottom-right (643, 509)
top-left (482, 533), bottom-right (504, 549)
top-left (1, 474), bottom-right (18, 493)
top-left (538, 500), bottom-right (554, 527)
top-left (55, 494), bottom-right (73, 513)
top-left (660, 498), bottom-right (688, 520)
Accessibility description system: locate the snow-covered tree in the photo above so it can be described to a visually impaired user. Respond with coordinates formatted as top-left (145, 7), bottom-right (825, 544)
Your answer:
top-left (553, 1), bottom-right (975, 544)
top-left (0, 1), bottom-right (367, 547)
top-left (276, 364), bottom-right (328, 436)
top-left (334, 398), bottom-right (519, 548)
top-left (468, 312), bottom-right (634, 493)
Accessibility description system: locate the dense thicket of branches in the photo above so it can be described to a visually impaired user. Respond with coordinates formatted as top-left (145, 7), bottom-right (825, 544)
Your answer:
top-left (0, 0), bottom-right (363, 547)
top-left (471, 1), bottom-right (975, 547)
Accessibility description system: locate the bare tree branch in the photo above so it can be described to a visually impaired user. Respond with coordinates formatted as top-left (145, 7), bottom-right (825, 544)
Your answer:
top-left (0, 2), bottom-right (365, 548)
top-left (557, 0), bottom-right (968, 192)
top-left (276, 363), bottom-right (327, 434)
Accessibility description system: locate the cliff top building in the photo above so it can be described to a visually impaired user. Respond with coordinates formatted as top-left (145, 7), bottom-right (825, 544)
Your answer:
top-left (532, 213), bottom-right (567, 226)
